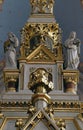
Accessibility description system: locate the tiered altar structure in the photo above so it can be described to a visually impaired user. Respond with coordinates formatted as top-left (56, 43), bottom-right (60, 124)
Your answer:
top-left (0, 0), bottom-right (83, 130)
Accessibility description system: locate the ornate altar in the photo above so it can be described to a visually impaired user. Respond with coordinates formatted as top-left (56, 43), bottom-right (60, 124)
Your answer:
top-left (0, 0), bottom-right (83, 130)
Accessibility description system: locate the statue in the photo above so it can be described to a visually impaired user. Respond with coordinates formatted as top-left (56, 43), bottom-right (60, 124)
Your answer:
top-left (64, 31), bottom-right (80, 69)
top-left (4, 32), bottom-right (19, 69)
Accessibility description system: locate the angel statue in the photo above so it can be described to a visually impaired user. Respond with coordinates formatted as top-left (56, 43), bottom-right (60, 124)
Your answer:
top-left (64, 31), bottom-right (81, 69)
top-left (4, 32), bottom-right (19, 69)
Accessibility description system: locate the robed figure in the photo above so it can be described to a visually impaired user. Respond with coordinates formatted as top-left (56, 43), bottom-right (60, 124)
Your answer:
top-left (64, 31), bottom-right (80, 69)
top-left (4, 32), bottom-right (19, 69)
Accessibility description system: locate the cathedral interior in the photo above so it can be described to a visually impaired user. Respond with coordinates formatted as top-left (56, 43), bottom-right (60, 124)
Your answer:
top-left (0, 0), bottom-right (83, 130)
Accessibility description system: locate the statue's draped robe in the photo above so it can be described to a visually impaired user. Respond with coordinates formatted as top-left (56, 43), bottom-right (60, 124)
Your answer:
top-left (65, 39), bottom-right (79, 69)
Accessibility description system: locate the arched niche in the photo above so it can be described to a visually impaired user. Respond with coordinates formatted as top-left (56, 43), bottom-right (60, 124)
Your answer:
top-left (30, 34), bottom-right (53, 51)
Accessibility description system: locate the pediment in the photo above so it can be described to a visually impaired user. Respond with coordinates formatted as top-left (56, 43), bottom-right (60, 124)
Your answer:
top-left (22, 110), bottom-right (59, 130)
top-left (26, 44), bottom-right (56, 63)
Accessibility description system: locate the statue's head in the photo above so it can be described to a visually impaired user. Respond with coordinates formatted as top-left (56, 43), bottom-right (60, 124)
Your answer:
top-left (69, 31), bottom-right (76, 39)
top-left (8, 32), bottom-right (14, 39)
top-left (8, 32), bottom-right (18, 46)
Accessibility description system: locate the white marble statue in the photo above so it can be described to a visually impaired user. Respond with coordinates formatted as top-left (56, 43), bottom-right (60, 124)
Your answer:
top-left (4, 32), bottom-right (19, 69)
top-left (64, 31), bottom-right (80, 69)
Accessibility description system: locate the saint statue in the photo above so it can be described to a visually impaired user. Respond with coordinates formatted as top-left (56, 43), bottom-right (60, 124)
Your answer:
top-left (64, 31), bottom-right (80, 69)
top-left (4, 32), bottom-right (19, 69)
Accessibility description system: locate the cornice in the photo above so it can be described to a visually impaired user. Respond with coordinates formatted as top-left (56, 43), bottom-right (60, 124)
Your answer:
top-left (0, 100), bottom-right (83, 112)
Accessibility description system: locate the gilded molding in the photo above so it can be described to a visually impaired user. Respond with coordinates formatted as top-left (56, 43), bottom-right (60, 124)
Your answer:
top-left (32, 93), bottom-right (51, 104)
top-left (0, 101), bottom-right (82, 110)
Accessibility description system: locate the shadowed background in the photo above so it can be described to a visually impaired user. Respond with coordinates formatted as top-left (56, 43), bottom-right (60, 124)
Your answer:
top-left (0, 0), bottom-right (83, 100)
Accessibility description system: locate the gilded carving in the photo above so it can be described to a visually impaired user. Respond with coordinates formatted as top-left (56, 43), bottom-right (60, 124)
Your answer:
top-left (21, 23), bottom-right (61, 57)
top-left (45, 102), bottom-right (55, 121)
top-left (56, 119), bottom-right (66, 130)
top-left (26, 44), bottom-right (58, 63)
top-left (15, 119), bottom-right (24, 129)
top-left (33, 50), bottom-right (50, 60)
top-left (28, 68), bottom-right (54, 93)
top-left (37, 112), bottom-right (44, 119)
top-left (30, 0), bottom-right (55, 14)
top-left (0, 101), bottom-right (81, 110)
top-left (27, 101), bottom-right (36, 116)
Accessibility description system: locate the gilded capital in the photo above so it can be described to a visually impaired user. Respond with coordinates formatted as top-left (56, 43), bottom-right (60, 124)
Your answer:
top-left (3, 69), bottom-right (19, 92)
top-left (63, 70), bottom-right (79, 94)
top-left (63, 70), bottom-right (79, 84)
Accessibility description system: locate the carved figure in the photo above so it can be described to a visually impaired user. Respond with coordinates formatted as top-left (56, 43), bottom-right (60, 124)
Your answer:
top-left (64, 31), bottom-right (80, 69)
top-left (4, 32), bottom-right (19, 68)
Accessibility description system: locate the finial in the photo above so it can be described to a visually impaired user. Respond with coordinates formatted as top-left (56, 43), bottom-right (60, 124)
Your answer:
top-left (30, 0), bottom-right (55, 14)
